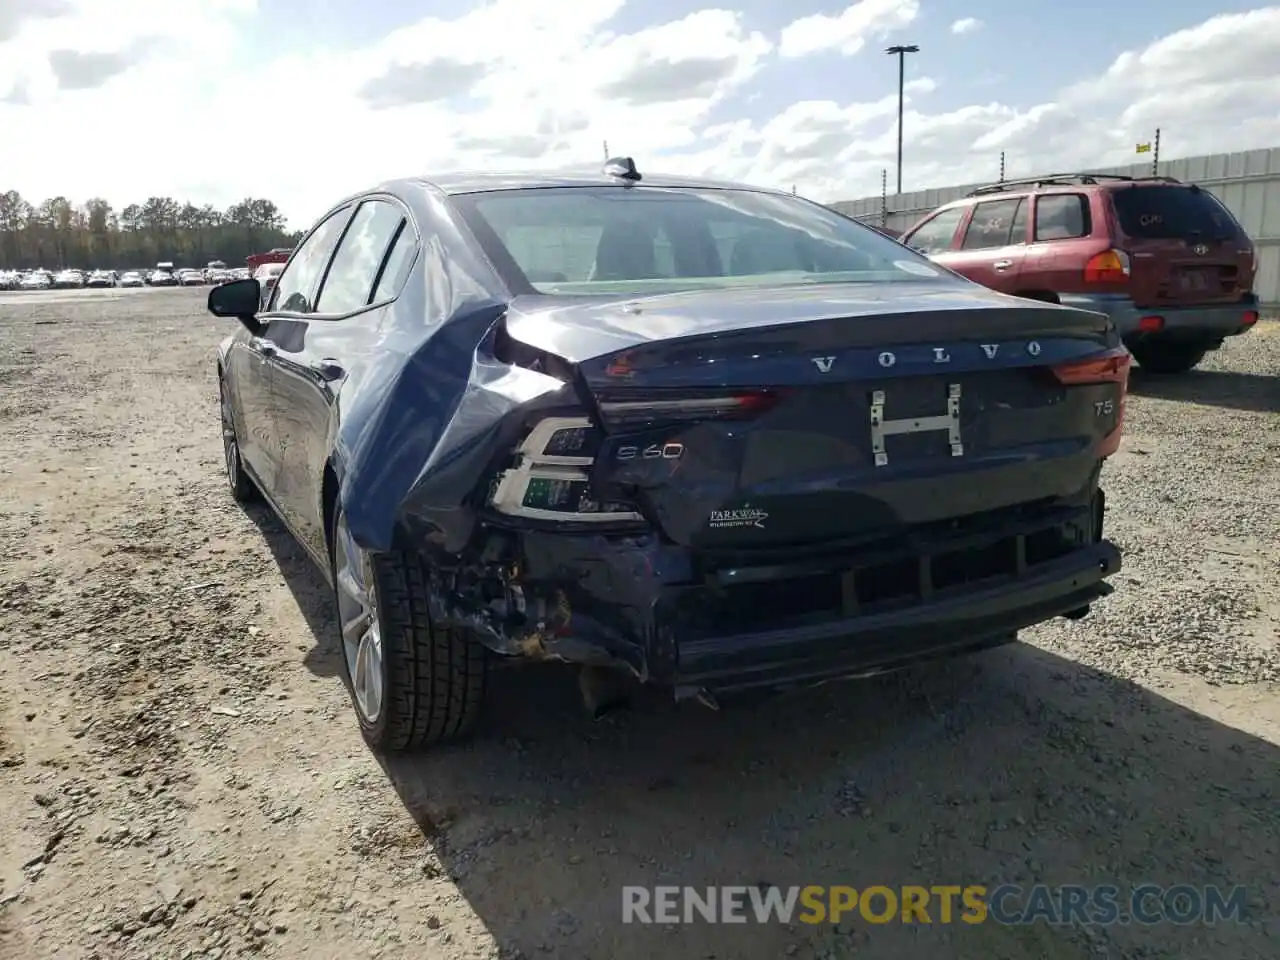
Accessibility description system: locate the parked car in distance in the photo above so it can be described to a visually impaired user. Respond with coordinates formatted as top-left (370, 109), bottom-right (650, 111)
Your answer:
top-left (251, 262), bottom-right (283, 304)
top-left (0, 270), bottom-right (18, 290)
top-left (119, 271), bottom-right (146, 288)
top-left (210, 159), bottom-right (1127, 753)
top-left (53, 269), bottom-right (85, 289)
top-left (148, 269), bottom-right (178, 287)
top-left (85, 270), bottom-right (118, 288)
top-left (178, 269), bottom-right (206, 286)
top-left (20, 270), bottom-right (53, 290)
top-left (899, 173), bottom-right (1260, 374)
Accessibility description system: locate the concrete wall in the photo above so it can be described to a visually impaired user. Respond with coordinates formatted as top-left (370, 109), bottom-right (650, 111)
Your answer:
top-left (830, 146), bottom-right (1280, 308)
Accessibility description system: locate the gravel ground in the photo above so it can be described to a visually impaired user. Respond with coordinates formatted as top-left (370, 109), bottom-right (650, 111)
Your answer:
top-left (0, 287), bottom-right (1277, 960)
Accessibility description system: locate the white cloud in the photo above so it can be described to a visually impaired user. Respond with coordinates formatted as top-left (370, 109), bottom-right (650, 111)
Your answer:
top-left (698, 6), bottom-right (1280, 203)
top-left (1, 3), bottom-right (1279, 225)
top-left (950, 17), bottom-right (982, 35)
top-left (779, 0), bottom-right (920, 58)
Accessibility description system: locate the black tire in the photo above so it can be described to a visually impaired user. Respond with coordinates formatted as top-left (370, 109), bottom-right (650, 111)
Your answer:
top-left (331, 509), bottom-right (487, 752)
top-left (1129, 341), bottom-right (1207, 375)
top-left (218, 372), bottom-right (258, 502)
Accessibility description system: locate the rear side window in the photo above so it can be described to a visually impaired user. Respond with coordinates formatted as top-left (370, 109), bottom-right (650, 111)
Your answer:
top-left (315, 199), bottom-right (408, 314)
top-left (1034, 194), bottom-right (1090, 241)
top-left (371, 222), bottom-right (417, 303)
top-left (961, 198), bottom-right (1024, 250)
top-left (904, 206), bottom-right (965, 255)
top-left (1109, 185), bottom-right (1240, 240)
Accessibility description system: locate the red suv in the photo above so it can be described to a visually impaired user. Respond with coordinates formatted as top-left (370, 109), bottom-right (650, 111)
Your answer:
top-left (900, 174), bottom-right (1259, 374)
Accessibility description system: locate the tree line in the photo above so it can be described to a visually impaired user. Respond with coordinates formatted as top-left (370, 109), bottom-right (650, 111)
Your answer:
top-left (0, 191), bottom-right (305, 271)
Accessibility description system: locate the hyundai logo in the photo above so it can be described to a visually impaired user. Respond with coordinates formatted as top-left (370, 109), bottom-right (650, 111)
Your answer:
top-left (1192, 244), bottom-right (1209, 255)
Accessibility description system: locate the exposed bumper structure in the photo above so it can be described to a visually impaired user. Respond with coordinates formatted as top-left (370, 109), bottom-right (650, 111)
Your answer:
top-left (426, 493), bottom-right (1119, 696)
top-left (674, 540), bottom-right (1117, 693)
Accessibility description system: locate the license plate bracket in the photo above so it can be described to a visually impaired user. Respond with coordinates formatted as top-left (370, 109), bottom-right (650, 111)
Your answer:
top-left (1178, 268), bottom-right (1210, 292)
top-left (870, 383), bottom-right (963, 467)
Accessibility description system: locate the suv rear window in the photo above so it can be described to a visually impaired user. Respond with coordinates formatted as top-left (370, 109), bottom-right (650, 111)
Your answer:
top-left (1109, 185), bottom-right (1239, 240)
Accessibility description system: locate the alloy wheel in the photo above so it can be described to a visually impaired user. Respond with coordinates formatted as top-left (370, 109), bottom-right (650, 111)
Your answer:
top-left (334, 516), bottom-right (384, 723)
top-left (219, 382), bottom-right (239, 488)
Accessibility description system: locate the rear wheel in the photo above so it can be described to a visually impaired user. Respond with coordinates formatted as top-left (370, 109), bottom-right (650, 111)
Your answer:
top-left (331, 509), bottom-right (487, 752)
top-left (1128, 341), bottom-right (1207, 375)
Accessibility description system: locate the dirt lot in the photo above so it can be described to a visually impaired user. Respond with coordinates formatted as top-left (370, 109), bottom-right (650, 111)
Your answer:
top-left (0, 287), bottom-right (1277, 960)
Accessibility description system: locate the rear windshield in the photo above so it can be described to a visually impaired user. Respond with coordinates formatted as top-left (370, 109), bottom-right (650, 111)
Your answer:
top-left (454, 186), bottom-right (945, 295)
top-left (1109, 185), bottom-right (1240, 240)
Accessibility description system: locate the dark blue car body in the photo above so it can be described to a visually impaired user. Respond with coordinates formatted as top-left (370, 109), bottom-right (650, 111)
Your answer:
top-left (214, 167), bottom-right (1124, 705)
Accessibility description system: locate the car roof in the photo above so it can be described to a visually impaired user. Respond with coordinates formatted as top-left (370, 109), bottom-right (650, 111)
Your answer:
top-left (297, 164), bottom-right (800, 240)
top-left (372, 167), bottom-right (788, 199)
top-left (946, 176), bottom-right (1194, 208)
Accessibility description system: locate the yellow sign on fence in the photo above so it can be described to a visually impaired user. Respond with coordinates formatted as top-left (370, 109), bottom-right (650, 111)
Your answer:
top-left (1135, 142), bottom-right (1152, 154)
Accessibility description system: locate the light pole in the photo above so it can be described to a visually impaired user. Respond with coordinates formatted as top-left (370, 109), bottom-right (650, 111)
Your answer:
top-left (885, 43), bottom-right (919, 195)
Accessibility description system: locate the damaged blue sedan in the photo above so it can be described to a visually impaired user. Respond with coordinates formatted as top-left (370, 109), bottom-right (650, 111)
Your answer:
top-left (209, 158), bottom-right (1128, 752)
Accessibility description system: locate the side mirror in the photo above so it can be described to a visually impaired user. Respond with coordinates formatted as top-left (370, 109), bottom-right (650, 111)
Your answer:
top-left (208, 278), bottom-right (262, 332)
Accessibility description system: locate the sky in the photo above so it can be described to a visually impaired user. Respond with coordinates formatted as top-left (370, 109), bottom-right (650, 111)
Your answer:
top-left (1, 0), bottom-right (1278, 227)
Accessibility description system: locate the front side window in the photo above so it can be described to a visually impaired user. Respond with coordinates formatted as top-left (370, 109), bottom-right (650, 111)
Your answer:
top-left (268, 206), bottom-right (351, 313)
top-left (454, 187), bottom-right (947, 296)
top-left (903, 207), bottom-right (967, 256)
top-left (315, 199), bottom-right (410, 314)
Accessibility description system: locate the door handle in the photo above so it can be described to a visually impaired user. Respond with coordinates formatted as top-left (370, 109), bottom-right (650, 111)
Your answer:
top-left (250, 337), bottom-right (277, 357)
top-left (993, 259), bottom-right (1013, 270)
top-left (309, 358), bottom-right (345, 381)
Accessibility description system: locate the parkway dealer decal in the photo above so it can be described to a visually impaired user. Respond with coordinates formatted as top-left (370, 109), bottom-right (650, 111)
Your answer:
top-left (709, 505), bottom-right (769, 530)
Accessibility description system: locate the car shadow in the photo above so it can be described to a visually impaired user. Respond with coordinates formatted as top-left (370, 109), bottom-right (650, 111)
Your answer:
top-left (249, 511), bottom-right (1278, 959)
top-left (1128, 366), bottom-right (1280, 414)
top-left (242, 501), bottom-right (344, 679)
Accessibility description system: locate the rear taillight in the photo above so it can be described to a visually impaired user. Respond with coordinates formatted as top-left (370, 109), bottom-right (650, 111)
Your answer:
top-left (488, 416), bottom-right (644, 524)
top-left (1242, 310), bottom-right (1259, 327)
top-left (1083, 249), bottom-right (1131, 284)
top-left (1049, 347), bottom-right (1130, 458)
top-left (597, 390), bottom-right (783, 429)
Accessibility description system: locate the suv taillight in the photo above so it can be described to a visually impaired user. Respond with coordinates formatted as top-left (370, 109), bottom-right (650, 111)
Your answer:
top-left (1083, 249), bottom-right (1130, 284)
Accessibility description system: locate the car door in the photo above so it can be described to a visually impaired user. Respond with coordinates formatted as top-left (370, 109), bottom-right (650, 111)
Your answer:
top-left (934, 197), bottom-right (1029, 293)
top-left (270, 197), bottom-right (419, 562)
top-left (224, 328), bottom-right (278, 488)
top-left (1022, 191), bottom-right (1096, 296)
top-left (249, 204), bottom-right (354, 519)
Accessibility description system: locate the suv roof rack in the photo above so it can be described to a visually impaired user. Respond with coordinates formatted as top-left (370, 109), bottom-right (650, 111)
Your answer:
top-left (966, 173), bottom-right (1182, 197)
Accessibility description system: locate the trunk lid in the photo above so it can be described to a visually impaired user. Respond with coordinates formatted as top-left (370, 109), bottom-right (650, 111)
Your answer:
top-left (503, 284), bottom-right (1125, 548)
top-left (1106, 183), bottom-right (1255, 307)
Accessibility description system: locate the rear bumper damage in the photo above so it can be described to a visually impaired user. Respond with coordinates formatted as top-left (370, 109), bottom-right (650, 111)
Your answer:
top-left (1062, 292), bottom-right (1259, 343)
top-left (421, 493), bottom-right (1120, 697)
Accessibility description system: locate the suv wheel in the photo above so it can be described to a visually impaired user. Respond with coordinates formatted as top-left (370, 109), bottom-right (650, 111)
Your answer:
top-left (331, 509), bottom-right (487, 752)
top-left (1129, 341), bottom-right (1207, 375)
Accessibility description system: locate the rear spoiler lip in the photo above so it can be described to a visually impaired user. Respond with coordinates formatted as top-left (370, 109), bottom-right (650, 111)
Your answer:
top-left (502, 287), bottom-right (1109, 366)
